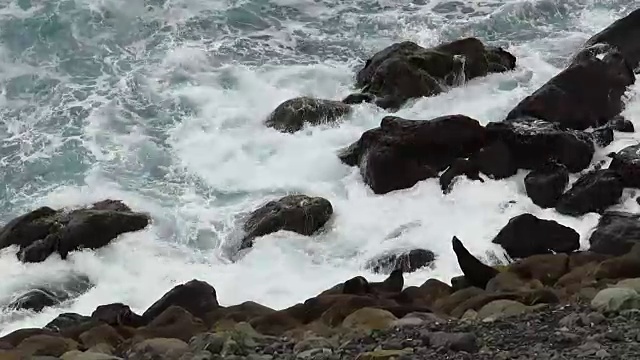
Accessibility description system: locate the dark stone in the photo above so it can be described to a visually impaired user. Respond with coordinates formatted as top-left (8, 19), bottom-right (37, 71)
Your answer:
top-left (369, 268), bottom-right (405, 294)
top-left (609, 143), bottom-right (640, 188)
top-left (486, 117), bottom-right (594, 172)
top-left (452, 236), bottom-right (499, 289)
top-left (44, 313), bottom-right (92, 332)
top-left (241, 194), bottom-right (333, 249)
top-left (556, 170), bottom-right (624, 216)
top-left (492, 213), bottom-right (580, 258)
top-left (142, 279), bottom-right (219, 323)
top-left (264, 97), bottom-right (352, 133)
top-left (6, 275), bottom-right (93, 313)
top-left (589, 212), bottom-right (640, 256)
top-left (426, 331), bottom-right (478, 352)
top-left (591, 126), bottom-right (614, 147)
top-left (524, 162), bottom-right (569, 208)
top-left (204, 301), bottom-right (275, 327)
top-left (0, 200), bottom-right (150, 263)
top-left (450, 276), bottom-right (472, 292)
top-left (470, 141), bottom-right (517, 179)
top-left (135, 306), bottom-right (207, 342)
top-left (439, 158), bottom-right (483, 193)
top-left (606, 116), bottom-right (635, 132)
top-left (366, 249), bottom-right (435, 274)
top-left (507, 46), bottom-right (635, 130)
top-left (91, 303), bottom-right (144, 327)
top-left (581, 8), bottom-right (640, 72)
top-left (339, 114), bottom-right (486, 194)
top-left (8, 289), bottom-right (58, 312)
top-left (355, 38), bottom-right (515, 109)
top-left (341, 93), bottom-right (375, 105)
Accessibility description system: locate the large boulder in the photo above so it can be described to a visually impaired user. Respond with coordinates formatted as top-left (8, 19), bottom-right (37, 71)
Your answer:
top-left (506, 46), bottom-right (635, 130)
top-left (492, 214), bottom-right (580, 258)
top-left (485, 117), bottom-right (594, 172)
top-left (352, 37), bottom-right (516, 109)
top-left (452, 237), bottom-right (499, 289)
top-left (589, 212), bottom-right (640, 256)
top-left (0, 200), bottom-right (150, 263)
top-left (91, 303), bottom-right (144, 328)
top-left (609, 143), bottom-right (640, 188)
top-left (265, 97), bottom-right (352, 133)
top-left (439, 158), bottom-right (483, 193)
top-left (470, 141), bottom-right (517, 179)
top-left (241, 194), bottom-right (333, 249)
top-left (581, 8), bottom-right (640, 72)
top-left (555, 170), bottom-right (624, 216)
top-left (524, 162), bottom-right (569, 208)
top-left (339, 115), bottom-right (486, 194)
top-left (142, 279), bottom-right (219, 323)
top-left (365, 249), bottom-right (435, 275)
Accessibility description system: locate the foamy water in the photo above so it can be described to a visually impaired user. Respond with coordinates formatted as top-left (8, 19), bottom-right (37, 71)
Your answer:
top-left (0, 0), bottom-right (638, 334)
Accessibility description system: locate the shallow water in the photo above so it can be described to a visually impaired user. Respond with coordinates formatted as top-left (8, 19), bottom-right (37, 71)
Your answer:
top-left (0, 0), bottom-right (638, 334)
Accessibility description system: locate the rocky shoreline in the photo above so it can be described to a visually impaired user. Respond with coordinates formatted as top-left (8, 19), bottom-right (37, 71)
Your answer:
top-left (1, 6), bottom-right (640, 360)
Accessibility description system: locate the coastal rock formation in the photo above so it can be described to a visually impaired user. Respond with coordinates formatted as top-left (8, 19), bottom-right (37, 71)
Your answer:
top-left (339, 114), bottom-right (486, 194)
top-left (351, 37), bottom-right (516, 109)
top-left (589, 212), bottom-right (640, 256)
top-left (555, 170), bottom-right (624, 216)
top-left (365, 249), bottom-right (436, 274)
top-left (265, 97), bottom-right (352, 133)
top-left (524, 162), bottom-right (569, 208)
top-left (0, 200), bottom-right (150, 263)
top-left (581, 8), bottom-right (640, 71)
top-left (241, 194), bottom-right (333, 249)
top-left (609, 143), bottom-right (640, 188)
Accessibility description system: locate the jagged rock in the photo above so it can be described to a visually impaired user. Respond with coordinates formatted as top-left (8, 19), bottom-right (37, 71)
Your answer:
top-left (353, 37), bottom-right (515, 109)
top-left (452, 237), bottom-right (499, 289)
top-left (241, 194), bottom-right (333, 249)
top-left (485, 117), bottom-right (594, 172)
top-left (507, 46), bottom-right (634, 130)
top-left (524, 162), bottom-right (569, 208)
top-left (492, 214), bottom-right (580, 258)
top-left (439, 158), bottom-right (483, 193)
top-left (0, 200), bottom-right (150, 263)
top-left (365, 249), bottom-right (435, 274)
top-left (589, 212), bottom-right (640, 256)
top-left (339, 114), bottom-right (486, 194)
top-left (142, 280), bottom-right (219, 323)
top-left (581, 8), bottom-right (640, 71)
top-left (265, 97), bottom-right (351, 133)
top-left (609, 143), bottom-right (640, 188)
top-left (556, 170), bottom-right (624, 216)
top-left (470, 141), bottom-right (517, 179)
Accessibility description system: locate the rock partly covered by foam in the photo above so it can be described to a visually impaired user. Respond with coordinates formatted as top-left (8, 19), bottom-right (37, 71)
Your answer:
top-left (265, 96), bottom-right (352, 133)
top-left (365, 249), bottom-right (436, 274)
top-left (0, 200), bottom-right (150, 263)
top-left (524, 162), bottom-right (569, 208)
top-left (581, 8), bottom-right (640, 71)
top-left (609, 143), bottom-right (640, 188)
top-left (556, 169), bottom-right (624, 216)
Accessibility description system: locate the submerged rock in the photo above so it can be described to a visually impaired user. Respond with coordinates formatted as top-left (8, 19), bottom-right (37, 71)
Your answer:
top-left (365, 249), bottom-right (435, 274)
top-left (0, 200), bottom-right (150, 263)
top-left (265, 97), bottom-right (352, 133)
top-left (589, 212), bottom-right (640, 256)
top-left (524, 162), bottom-right (569, 208)
top-left (353, 37), bottom-right (515, 109)
top-left (241, 194), bottom-right (333, 249)
top-left (492, 214), bottom-right (579, 258)
top-left (6, 274), bottom-right (93, 312)
top-left (556, 170), bottom-right (624, 216)
top-left (339, 114), bottom-right (486, 194)
top-left (439, 158), bottom-right (483, 193)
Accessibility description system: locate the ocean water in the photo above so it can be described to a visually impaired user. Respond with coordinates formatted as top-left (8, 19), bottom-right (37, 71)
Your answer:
top-left (0, 0), bottom-right (639, 334)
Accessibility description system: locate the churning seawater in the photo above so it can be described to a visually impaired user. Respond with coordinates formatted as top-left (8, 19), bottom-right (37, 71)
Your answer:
top-left (0, 0), bottom-right (639, 334)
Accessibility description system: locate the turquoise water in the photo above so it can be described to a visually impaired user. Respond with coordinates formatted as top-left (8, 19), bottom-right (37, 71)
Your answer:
top-left (0, 0), bottom-right (638, 334)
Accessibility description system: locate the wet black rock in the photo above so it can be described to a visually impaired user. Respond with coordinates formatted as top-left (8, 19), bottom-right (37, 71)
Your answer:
top-left (366, 249), bottom-right (436, 274)
top-left (524, 162), bottom-right (569, 208)
top-left (6, 274), bottom-right (93, 312)
top-left (492, 213), bottom-right (580, 258)
top-left (589, 211), bottom-right (640, 256)
top-left (265, 97), bottom-right (352, 133)
top-left (609, 143), bottom-right (640, 188)
top-left (470, 141), bottom-right (517, 179)
top-left (142, 279), bottom-right (219, 323)
top-left (44, 313), bottom-right (92, 332)
top-left (556, 169), bottom-right (624, 216)
top-left (439, 158), bottom-right (483, 193)
top-left (606, 116), bottom-right (635, 132)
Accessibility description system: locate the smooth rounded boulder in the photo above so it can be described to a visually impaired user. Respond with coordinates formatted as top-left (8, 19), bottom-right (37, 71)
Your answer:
top-left (492, 214), bottom-right (580, 258)
top-left (506, 46), bottom-right (635, 130)
top-left (609, 143), bottom-right (640, 188)
top-left (241, 194), bottom-right (333, 249)
top-left (352, 37), bottom-right (516, 109)
top-left (142, 279), bottom-right (219, 323)
top-left (265, 97), bottom-right (352, 133)
top-left (338, 115), bottom-right (486, 194)
top-left (524, 162), bottom-right (569, 208)
top-left (555, 169), bottom-right (624, 216)
top-left (589, 212), bottom-right (640, 256)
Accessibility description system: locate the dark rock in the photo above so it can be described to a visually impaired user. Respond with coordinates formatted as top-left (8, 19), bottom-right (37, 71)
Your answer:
top-left (0, 200), bottom-right (150, 263)
top-left (609, 143), bottom-right (640, 188)
top-left (354, 38), bottom-right (515, 109)
top-left (450, 276), bottom-right (472, 292)
top-left (508, 254), bottom-right (570, 286)
top-left (606, 116), bottom-right (635, 132)
top-left (439, 158), bottom-right (483, 193)
top-left (265, 97), bottom-right (352, 133)
top-left (204, 301), bottom-right (275, 327)
top-left (507, 46), bottom-right (634, 130)
top-left (426, 331), bottom-right (478, 352)
top-left (452, 236), bottom-right (499, 289)
top-left (339, 114), bottom-right (486, 194)
top-left (365, 249), bottom-right (435, 274)
top-left (524, 162), bottom-right (569, 208)
top-left (470, 141), bottom-right (517, 179)
top-left (44, 313), bottom-right (92, 332)
top-left (492, 213), bottom-right (580, 258)
top-left (370, 269), bottom-right (405, 294)
top-left (135, 306), bottom-right (207, 342)
top-left (556, 170), bottom-right (624, 216)
top-left (581, 8), bottom-right (640, 71)
top-left (589, 212), bottom-right (640, 256)
top-left (142, 279), bottom-right (219, 323)
top-left (8, 289), bottom-right (58, 312)
top-left (591, 126), bottom-right (614, 147)
top-left (341, 93), bottom-right (375, 105)
top-left (91, 303), bottom-right (144, 328)
top-left (241, 194), bottom-right (333, 249)
top-left (0, 329), bottom-right (60, 347)
top-left (485, 117), bottom-right (595, 172)
top-left (7, 274), bottom-right (93, 313)
top-left (78, 323), bottom-right (124, 348)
